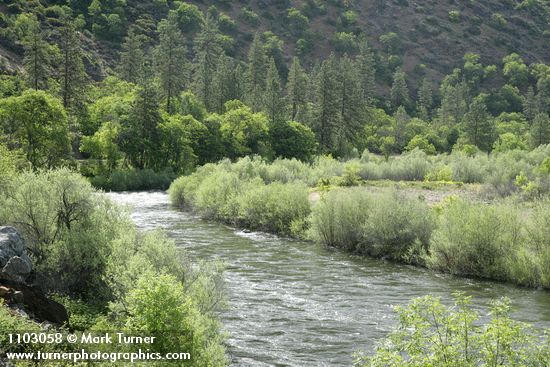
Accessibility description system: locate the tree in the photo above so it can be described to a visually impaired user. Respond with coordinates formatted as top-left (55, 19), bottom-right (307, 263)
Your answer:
top-left (80, 121), bottom-right (122, 171)
top-left (393, 106), bottom-right (410, 151)
top-left (523, 86), bottom-right (538, 122)
top-left (245, 34), bottom-right (267, 112)
top-left (193, 14), bottom-right (224, 111)
top-left (219, 100), bottom-right (270, 158)
top-left (159, 114), bottom-right (201, 173)
top-left (356, 41), bottom-right (376, 106)
top-left (312, 54), bottom-right (340, 153)
top-left (390, 67), bottom-right (410, 110)
top-left (286, 56), bottom-right (307, 121)
top-left (118, 28), bottom-right (146, 84)
top-left (263, 58), bottom-right (285, 126)
top-left (529, 113), bottom-right (550, 148)
top-left (212, 56), bottom-right (245, 113)
top-left (57, 14), bottom-right (88, 111)
top-left (417, 78), bottom-right (433, 120)
top-left (463, 94), bottom-right (495, 152)
top-left (503, 53), bottom-right (529, 88)
top-left (338, 55), bottom-right (364, 151)
top-left (0, 90), bottom-right (69, 168)
top-left (17, 13), bottom-right (54, 90)
top-left (270, 121), bottom-right (317, 161)
top-left (439, 78), bottom-right (468, 125)
top-left (155, 14), bottom-right (187, 114)
top-left (118, 79), bottom-right (162, 169)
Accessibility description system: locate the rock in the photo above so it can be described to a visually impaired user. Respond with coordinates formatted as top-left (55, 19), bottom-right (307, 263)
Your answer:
top-left (0, 226), bottom-right (32, 283)
top-left (0, 285), bottom-right (10, 297)
top-left (12, 290), bottom-right (24, 304)
top-left (0, 280), bottom-right (68, 325)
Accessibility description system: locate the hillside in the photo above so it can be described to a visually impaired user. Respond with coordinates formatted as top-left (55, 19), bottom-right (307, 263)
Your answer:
top-left (1, 0), bottom-right (549, 89)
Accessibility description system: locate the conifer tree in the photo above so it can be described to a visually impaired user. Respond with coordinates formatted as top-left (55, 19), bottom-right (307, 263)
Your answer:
top-left (393, 106), bottom-right (410, 151)
top-left (119, 60), bottom-right (162, 169)
top-left (417, 78), bottom-right (433, 120)
top-left (356, 41), bottom-right (376, 106)
top-left (286, 56), bottom-right (307, 121)
top-left (463, 94), bottom-right (495, 152)
top-left (529, 113), bottom-right (550, 148)
top-left (390, 67), bottom-right (410, 110)
top-left (57, 13), bottom-right (88, 111)
top-left (263, 57), bottom-right (285, 126)
top-left (118, 28), bottom-right (146, 84)
top-left (338, 55), bottom-right (363, 148)
top-left (312, 54), bottom-right (340, 152)
top-left (193, 14), bottom-right (223, 111)
top-left (245, 33), bottom-right (267, 112)
top-left (523, 86), bottom-right (538, 122)
top-left (18, 14), bottom-right (52, 90)
top-left (155, 13), bottom-right (187, 114)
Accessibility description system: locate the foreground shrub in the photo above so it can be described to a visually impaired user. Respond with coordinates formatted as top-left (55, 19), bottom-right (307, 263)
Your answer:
top-left (355, 294), bottom-right (549, 366)
top-left (309, 189), bottom-right (433, 262)
top-left (0, 169), bottom-right (132, 296)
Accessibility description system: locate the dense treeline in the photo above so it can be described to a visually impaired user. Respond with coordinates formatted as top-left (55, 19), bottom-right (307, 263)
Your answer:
top-left (1, 5), bottom-right (550, 189)
top-left (169, 152), bottom-right (550, 289)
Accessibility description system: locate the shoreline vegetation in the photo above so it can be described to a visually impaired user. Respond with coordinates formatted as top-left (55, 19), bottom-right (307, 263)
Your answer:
top-left (0, 169), bottom-right (228, 366)
top-left (169, 150), bottom-right (550, 290)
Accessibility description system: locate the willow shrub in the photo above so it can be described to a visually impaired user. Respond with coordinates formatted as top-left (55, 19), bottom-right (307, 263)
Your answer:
top-left (355, 294), bottom-right (549, 367)
top-left (169, 166), bottom-right (311, 235)
top-left (427, 199), bottom-right (522, 282)
top-left (309, 188), bottom-right (433, 262)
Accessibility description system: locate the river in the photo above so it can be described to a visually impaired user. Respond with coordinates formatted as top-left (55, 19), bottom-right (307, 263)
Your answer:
top-left (108, 191), bottom-right (550, 367)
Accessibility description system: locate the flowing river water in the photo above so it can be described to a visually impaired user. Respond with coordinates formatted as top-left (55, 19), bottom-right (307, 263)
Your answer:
top-left (108, 191), bottom-right (550, 367)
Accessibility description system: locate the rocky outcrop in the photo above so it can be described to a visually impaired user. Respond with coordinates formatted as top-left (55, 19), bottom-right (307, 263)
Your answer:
top-left (0, 226), bottom-right (32, 283)
top-left (0, 226), bottom-right (68, 324)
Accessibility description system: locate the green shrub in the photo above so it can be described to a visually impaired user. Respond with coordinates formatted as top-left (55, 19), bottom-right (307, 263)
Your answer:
top-left (0, 169), bottom-right (132, 296)
top-left (359, 192), bottom-right (433, 262)
top-left (427, 200), bottom-right (521, 281)
top-left (237, 181), bottom-right (310, 235)
top-left (309, 189), bottom-right (433, 261)
top-left (91, 168), bottom-right (177, 191)
top-left (309, 188), bottom-right (372, 251)
top-left (355, 294), bottom-right (549, 366)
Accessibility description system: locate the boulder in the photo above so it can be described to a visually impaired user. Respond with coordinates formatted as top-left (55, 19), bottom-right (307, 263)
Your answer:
top-left (0, 226), bottom-right (32, 283)
top-left (0, 280), bottom-right (68, 324)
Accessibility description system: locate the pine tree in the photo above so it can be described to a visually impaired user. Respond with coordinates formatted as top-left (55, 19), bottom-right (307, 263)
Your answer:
top-left (390, 67), bottom-right (410, 110)
top-left (263, 57), bottom-right (285, 126)
top-left (120, 61), bottom-right (163, 169)
top-left (529, 113), bottom-right (550, 148)
top-left (57, 14), bottom-right (88, 111)
top-left (417, 78), bottom-right (433, 121)
top-left (155, 13), bottom-right (187, 114)
top-left (19, 14), bottom-right (52, 90)
top-left (463, 94), bottom-right (495, 152)
top-left (356, 41), bottom-right (376, 106)
top-left (245, 33), bottom-right (267, 112)
top-left (118, 28), bottom-right (146, 84)
top-left (523, 86), bottom-right (538, 123)
top-left (312, 54), bottom-right (340, 152)
top-left (338, 55), bottom-right (364, 149)
top-left (193, 14), bottom-right (223, 111)
top-left (286, 56), bottom-right (307, 121)
top-left (393, 106), bottom-right (410, 151)
top-left (439, 79), bottom-right (468, 125)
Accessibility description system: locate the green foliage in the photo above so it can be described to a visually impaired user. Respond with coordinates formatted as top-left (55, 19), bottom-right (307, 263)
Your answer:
top-left (0, 169), bottom-right (132, 296)
top-left (309, 189), bottom-right (433, 262)
top-left (174, 2), bottom-right (204, 32)
top-left (91, 168), bottom-right (176, 191)
top-left (0, 90), bottom-right (69, 168)
top-left (355, 294), bottom-right (549, 366)
top-left (220, 101), bottom-right (270, 158)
